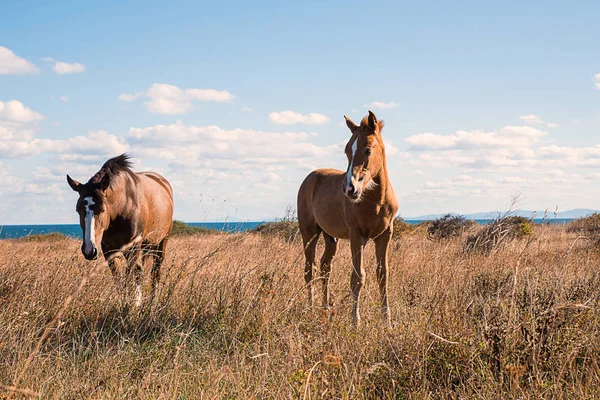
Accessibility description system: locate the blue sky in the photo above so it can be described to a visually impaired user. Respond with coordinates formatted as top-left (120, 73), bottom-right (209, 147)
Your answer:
top-left (1, 1), bottom-right (599, 223)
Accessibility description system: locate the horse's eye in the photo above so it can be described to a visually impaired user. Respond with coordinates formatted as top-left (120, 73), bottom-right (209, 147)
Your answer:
top-left (365, 148), bottom-right (372, 156)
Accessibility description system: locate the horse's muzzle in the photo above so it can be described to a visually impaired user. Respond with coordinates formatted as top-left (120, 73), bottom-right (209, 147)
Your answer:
top-left (345, 192), bottom-right (360, 201)
top-left (343, 182), bottom-right (361, 201)
top-left (82, 245), bottom-right (98, 260)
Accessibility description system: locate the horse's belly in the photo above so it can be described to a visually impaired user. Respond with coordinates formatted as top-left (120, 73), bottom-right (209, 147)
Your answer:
top-left (313, 208), bottom-right (350, 240)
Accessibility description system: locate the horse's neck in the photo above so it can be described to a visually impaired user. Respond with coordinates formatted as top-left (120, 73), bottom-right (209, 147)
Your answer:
top-left (106, 174), bottom-right (138, 221)
top-left (368, 160), bottom-right (391, 204)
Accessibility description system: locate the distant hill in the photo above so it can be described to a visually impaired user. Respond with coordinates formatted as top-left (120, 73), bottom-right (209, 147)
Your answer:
top-left (404, 208), bottom-right (599, 221)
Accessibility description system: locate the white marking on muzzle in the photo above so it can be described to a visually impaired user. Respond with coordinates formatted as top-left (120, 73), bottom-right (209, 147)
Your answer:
top-left (83, 196), bottom-right (96, 255)
top-left (345, 138), bottom-right (358, 193)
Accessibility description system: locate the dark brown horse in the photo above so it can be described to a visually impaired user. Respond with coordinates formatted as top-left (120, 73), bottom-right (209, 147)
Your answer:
top-left (67, 154), bottom-right (174, 306)
top-left (298, 111), bottom-right (398, 325)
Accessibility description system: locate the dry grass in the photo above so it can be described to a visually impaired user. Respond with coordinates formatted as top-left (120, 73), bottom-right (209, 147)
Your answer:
top-left (1, 224), bottom-right (600, 399)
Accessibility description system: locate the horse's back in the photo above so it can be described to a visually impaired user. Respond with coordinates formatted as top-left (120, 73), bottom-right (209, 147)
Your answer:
top-left (138, 171), bottom-right (174, 242)
top-left (140, 171), bottom-right (173, 197)
top-left (298, 168), bottom-right (343, 206)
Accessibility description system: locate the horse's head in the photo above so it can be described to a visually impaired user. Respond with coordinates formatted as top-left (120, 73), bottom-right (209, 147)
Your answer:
top-left (342, 111), bottom-right (386, 202)
top-left (66, 172), bottom-right (111, 260)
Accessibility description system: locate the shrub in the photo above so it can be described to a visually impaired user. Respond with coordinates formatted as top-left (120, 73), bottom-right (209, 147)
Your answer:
top-left (392, 217), bottom-right (411, 239)
top-left (170, 220), bottom-right (218, 236)
top-left (463, 216), bottom-right (532, 254)
top-left (252, 205), bottom-right (300, 243)
top-left (392, 217), bottom-right (429, 240)
top-left (567, 213), bottom-right (600, 235)
top-left (17, 232), bottom-right (68, 242)
top-left (427, 214), bottom-right (475, 240)
top-left (566, 214), bottom-right (600, 247)
top-left (252, 221), bottom-right (299, 243)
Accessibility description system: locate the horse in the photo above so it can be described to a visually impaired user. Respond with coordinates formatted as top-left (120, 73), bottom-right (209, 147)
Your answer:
top-left (297, 111), bottom-right (398, 326)
top-left (67, 154), bottom-right (174, 307)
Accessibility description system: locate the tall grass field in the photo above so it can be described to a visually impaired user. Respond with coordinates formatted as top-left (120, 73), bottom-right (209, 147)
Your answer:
top-left (1, 220), bottom-right (599, 398)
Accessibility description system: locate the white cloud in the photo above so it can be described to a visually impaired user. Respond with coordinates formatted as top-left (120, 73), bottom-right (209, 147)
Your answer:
top-left (519, 114), bottom-right (558, 129)
top-left (363, 101), bottom-right (400, 109)
top-left (519, 114), bottom-right (544, 125)
top-left (59, 96), bottom-right (70, 103)
top-left (185, 88), bottom-right (235, 102)
top-left (594, 73), bottom-right (600, 90)
top-left (268, 110), bottom-right (329, 125)
top-left (500, 176), bottom-right (528, 184)
top-left (0, 162), bottom-right (24, 196)
top-left (406, 126), bottom-right (546, 151)
top-left (537, 144), bottom-right (600, 167)
top-left (118, 92), bottom-right (143, 102)
top-left (405, 175), bottom-right (496, 200)
top-left (123, 83), bottom-right (237, 115)
top-left (0, 108), bottom-right (127, 160)
top-left (0, 46), bottom-right (39, 75)
top-left (59, 130), bottom-right (129, 158)
top-left (0, 100), bottom-right (43, 123)
top-left (402, 115), bottom-right (600, 177)
top-left (241, 106), bottom-right (254, 112)
top-left (144, 84), bottom-right (191, 115)
top-left (128, 121), bottom-right (337, 161)
top-left (42, 57), bottom-right (86, 74)
top-left (0, 134), bottom-right (126, 160)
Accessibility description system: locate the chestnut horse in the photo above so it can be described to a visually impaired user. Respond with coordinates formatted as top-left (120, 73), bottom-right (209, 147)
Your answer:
top-left (67, 154), bottom-right (174, 307)
top-left (298, 111), bottom-right (398, 325)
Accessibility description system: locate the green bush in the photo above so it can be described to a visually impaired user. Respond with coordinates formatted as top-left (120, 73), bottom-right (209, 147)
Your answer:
top-left (427, 214), bottom-right (475, 240)
top-left (170, 220), bottom-right (218, 236)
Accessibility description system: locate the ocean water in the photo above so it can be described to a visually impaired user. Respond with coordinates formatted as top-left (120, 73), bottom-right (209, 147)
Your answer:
top-left (0, 218), bottom-right (574, 240)
top-left (0, 222), bottom-right (263, 240)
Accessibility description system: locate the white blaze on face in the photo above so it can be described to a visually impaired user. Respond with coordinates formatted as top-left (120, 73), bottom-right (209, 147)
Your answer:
top-left (83, 196), bottom-right (96, 254)
top-left (345, 137), bottom-right (358, 192)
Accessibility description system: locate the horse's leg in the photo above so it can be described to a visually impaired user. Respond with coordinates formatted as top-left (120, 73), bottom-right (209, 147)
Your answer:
top-left (301, 228), bottom-right (321, 308)
top-left (320, 233), bottom-right (338, 310)
top-left (350, 230), bottom-right (366, 326)
top-left (374, 224), bottom-right (393, 327)
top-left (126, 244), bottom-right (144, 308)
top-left (104, 244), bottom-right (127, 305)
top-left (107, 257), bottom-right (125, 304)
top-left (150, 238), bottom-right (168, 303)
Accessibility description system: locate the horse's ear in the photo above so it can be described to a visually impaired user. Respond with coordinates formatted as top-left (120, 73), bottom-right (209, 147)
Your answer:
top-left (344, 115), bottom-right (358, 132)
top-left (66, 175), bottom-right (81, 192)
top-left (98, 173), bottom-right (111, 191)
top-left (367, 110), bottom-right (378, 132)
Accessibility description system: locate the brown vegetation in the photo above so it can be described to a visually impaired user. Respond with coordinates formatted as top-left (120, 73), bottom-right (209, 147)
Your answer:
top-left (464, 216), bottom-right (533, 254)
top-left (392, 217), bottom-right (429, 239)
top-left (567, 213), bottom-right (600, 245)
top-left (1, 223), bottom-right (599, 398)
top-left (427, 214), bottom-right (476, 240)
top-left (252, 221), bottom-right (299, 243)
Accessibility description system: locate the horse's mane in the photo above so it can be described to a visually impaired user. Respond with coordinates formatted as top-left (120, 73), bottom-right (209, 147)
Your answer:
top-left (89, 153), bottom-right (140, 187)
